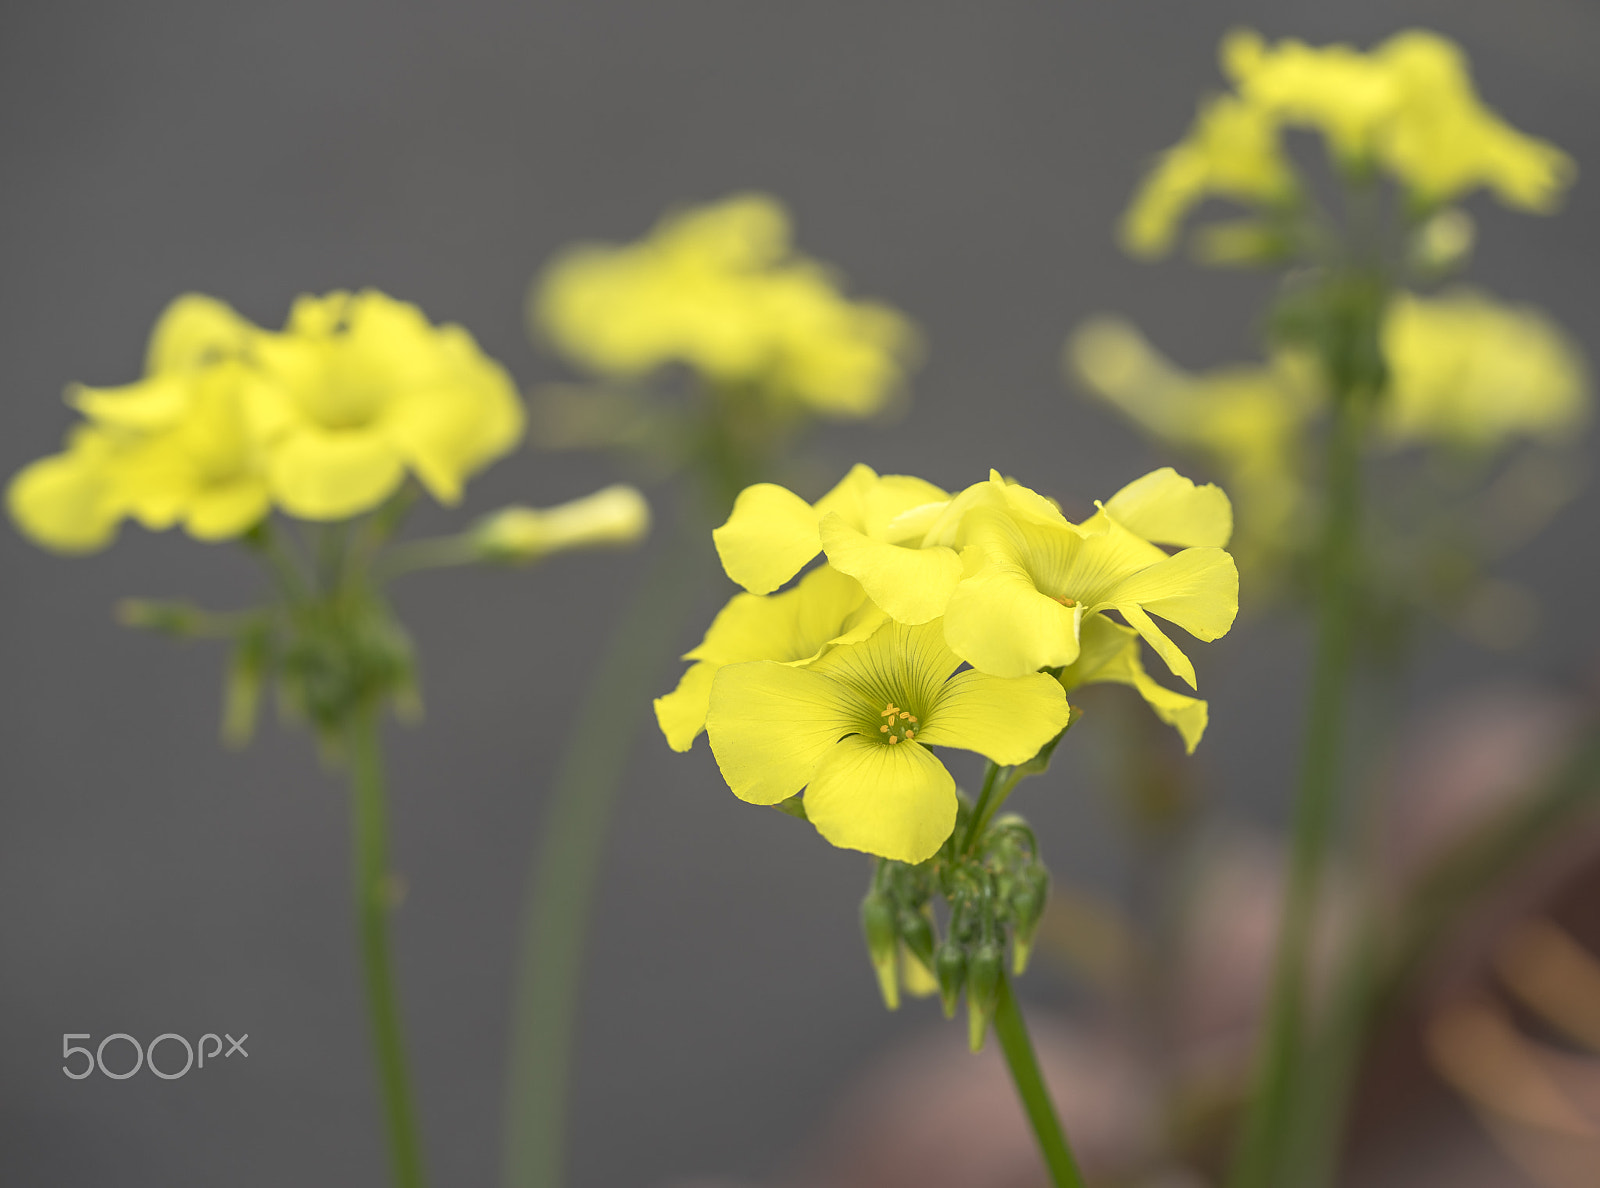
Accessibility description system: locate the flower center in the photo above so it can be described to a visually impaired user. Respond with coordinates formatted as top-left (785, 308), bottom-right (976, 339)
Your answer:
top-left (1052, 595), bottom-right (1078, 607)
top-left (877, 701), bottom-right (918, 745)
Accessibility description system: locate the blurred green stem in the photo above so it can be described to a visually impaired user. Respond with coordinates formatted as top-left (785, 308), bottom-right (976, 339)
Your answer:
top-left (350, 702), bottom-right (428, 1188)
top-left (993, 976), bottom-right (1089, 1188)
top-left (502, 516), bottom-right (707, 1188)
top-left (1228, 385), bottom-right (1365, 1188)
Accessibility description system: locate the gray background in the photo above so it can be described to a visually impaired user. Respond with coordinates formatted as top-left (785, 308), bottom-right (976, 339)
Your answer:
top-left (3, 1), bottom-right (1597, 1184)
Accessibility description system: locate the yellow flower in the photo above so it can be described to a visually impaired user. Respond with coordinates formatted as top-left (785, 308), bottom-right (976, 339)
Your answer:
top-left (255, 290), bottom-right (525, 520)
top-left (1122, 92), bottom-right (1297, 258)
top-left (472, 484), bottom-right (652, 563)
top-left (1379, 289), bottom-right (1589, 451)
top-left (655, 563), bottom-right (882, 752)
top-left (533, 193), bottom-right (918, 417)
top-left (706, 618), bottom-right (1071, 863)
top-left (1058, 613), bottom-right (1208, 753)
top-left (9, 295), bottom-right (274, 552)
top-left (943, 469), bottom-right (1237, 686)
top-left (1223, 29), bottom-right (1398, 163)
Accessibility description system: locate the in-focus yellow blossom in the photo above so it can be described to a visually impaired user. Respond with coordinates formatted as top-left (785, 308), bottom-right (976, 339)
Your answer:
top-left (655, 564), bottom-right (881, 752)
top-left (1068, 316), bottom-right (1319, 572)
top-left (706, 618), bottom-right (1071, 863)
top-left (943, 469), bottom-right (1238, 687)
top-left (1380, 290), bottom-right (1589, 451)
top-left (1122, 93), bottom-right (1297, 258)
top-left (533, 193), bottom-right (918, 418)
top-left (255, 290), bottom-right (525, 520)
top-left (1057, 613), bottom-right (1209, 753)
top-left (472, 484), bottom-right (651, 564)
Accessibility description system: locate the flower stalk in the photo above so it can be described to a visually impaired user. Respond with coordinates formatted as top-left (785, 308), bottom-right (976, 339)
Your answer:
top-left (350, 701), bottom-right (429, 1188)
top-left (1227, 330), bottom-right (1370, 1188)
top-left (993, 975), bottom-right (1089, 1188)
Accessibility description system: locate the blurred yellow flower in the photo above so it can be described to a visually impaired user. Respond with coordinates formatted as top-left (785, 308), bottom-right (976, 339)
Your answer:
top-left (1380, 289), bottom-right (1589, 451)
top-left (255, 290), bottom-right (525, 520)
top-left (8, 290), bottom-right (528, 552)
top-left (706, 618), bottom-right (1071, 863)
top-left (533, 193), bottom-right (919, 418)
top-left (1127, 28), bottom-right (1573, 259)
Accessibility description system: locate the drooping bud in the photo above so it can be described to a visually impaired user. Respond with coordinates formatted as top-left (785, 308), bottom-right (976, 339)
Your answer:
top-left (860, 892), bottom-right (900, 1011)
top-left (934, 939), bottom-right (966, 1019)
top-left (1010, 865), bottom-right (1050, 976)
top-left (966, 940), bottom-right (1004, 1052)
top-left (472, 484), bottom-right (650, 565)
top-left (900, 943), bottom-right (939, 999)
top-left (898, 907), bottom-right (936, 973)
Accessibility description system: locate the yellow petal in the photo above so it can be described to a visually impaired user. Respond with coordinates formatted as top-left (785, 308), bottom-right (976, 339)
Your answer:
top-left (184, 480), bottom-right (271, 541)
top-left (818, 513), bottom-right (962, 624)
top-left (267, 428), bottom-right (405, 520)
top-left (1117, 604), bottom-right (1197, 689)
top-left (1102, 467), bottom-right (1234, 547)
top-left (803, 735), bottom-right (957, 863)
top-left (943, 561), bottom-right (1083, 678)
top-left (146, 294), bottom-right (256, 373)
top-left (6, 437), bottom-right (121, 554)
top-left (686, 563), bottom-right (867, 665)
top-left (916, 669), bottom-right (1072, 764)
top-left (1099, 546), bottom-right (1240, 642)
top-left (1060, 615), bottom-right (1209, 752)
top-left (712, 482), bottom-right (822, 595)
top-left (654, 661), bottom-right (719, 753)
top-left (807, 618), bottom-right (961, 710)
top-left (706, 661), bottom-right (856, 805)
top-left (69, 375), bottom-right (192, 433)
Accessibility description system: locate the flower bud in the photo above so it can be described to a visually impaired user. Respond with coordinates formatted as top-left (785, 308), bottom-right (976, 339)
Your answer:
top-left (860, 892), bottom-right (900, 1011)
top-left (897, 906), bottom-right (936, 973)
top-left (966, 940), bottom-right (1004, 1052)
top-left (1010, 866), bottom-right (1050, 976)
top-left (900, 943), bottom-right (938, 999)
top-left (472, 484), bottom-right (650, 564)
top-left (934, 940), bottom-right (966, 1019)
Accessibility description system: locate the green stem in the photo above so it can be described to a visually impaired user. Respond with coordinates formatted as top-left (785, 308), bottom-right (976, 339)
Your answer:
top-left (993, 976), bottom-right (1089, 1188)
top-left (1227, 390), bottom-right (1365, 1188)
top-left (502, 523), bottom-right (708, 1188)
top-left (349, 704), bottom-right (428, 1188)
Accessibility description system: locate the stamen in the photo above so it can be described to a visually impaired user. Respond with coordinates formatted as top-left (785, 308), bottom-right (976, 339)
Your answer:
top-left (880, 725), bottom-right (888, 733)
top-left (889, 735), bottom-right (899, 744)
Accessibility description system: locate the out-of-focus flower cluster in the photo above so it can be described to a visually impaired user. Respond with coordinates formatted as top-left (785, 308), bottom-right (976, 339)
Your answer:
top-left (8, 291), bottom-right (526, 553)
top-left (535, 194), bottom-right (918, 420)
top-left (1069, 290), bottom-right (1590, 597)
top-left (658, 465), bottom-right (1238, 863)
top-left (1124, 27), bottom-right (1575, 260)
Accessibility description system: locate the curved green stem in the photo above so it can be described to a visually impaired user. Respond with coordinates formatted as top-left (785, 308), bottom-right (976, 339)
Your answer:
top-left (349, 704), bottom-right (428, 1188)
top-left (502, 523), bottom-right (708, 1188)
top-left (1227, 391), bottom-right (1365, 1188)
top-left (993, 976), bottom-right (1089, 1188)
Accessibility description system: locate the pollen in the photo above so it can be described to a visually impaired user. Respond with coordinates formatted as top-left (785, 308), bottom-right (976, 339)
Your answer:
top-left (1053, 594), bottom-right (1078, 607)
top-left (878, 701), bottom-right (918, 745)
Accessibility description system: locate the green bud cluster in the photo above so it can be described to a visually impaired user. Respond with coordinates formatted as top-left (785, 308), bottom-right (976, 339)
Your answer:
top-left (858, 801), bottom-right (1051, 1052)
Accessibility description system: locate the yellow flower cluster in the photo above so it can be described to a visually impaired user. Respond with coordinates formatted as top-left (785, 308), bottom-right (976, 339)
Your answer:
top-left (1068, 290), bottom-right (1589, 577)
top-left (658, 465), bottom-right (1238, 863)
top-left (1124, 28), bottom-right (1574, 257)
top-left (533, 193), bottom-right (918, 418)
top-left (8, 291), bottom-right (526, 553)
